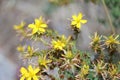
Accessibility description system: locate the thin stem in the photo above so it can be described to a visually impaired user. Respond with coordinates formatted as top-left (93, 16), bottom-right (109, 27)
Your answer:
top-left (101, 0), bottom-right (115, 34)
top-left (40, 38), bottom-right (50, 46)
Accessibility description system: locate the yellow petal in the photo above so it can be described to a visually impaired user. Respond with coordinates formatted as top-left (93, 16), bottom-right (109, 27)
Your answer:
top-left (115, 35), bottom-right (119, 40)
top-left (40, 24), bottom-right (47, 28)
top-left (20, 76), bottom-right (25, 80)
top-left (28, 65), bottom-right (33, 72)
top-left (78, 13), bottom-right (83, 19)
top-left (43, 55), bottom-right (47, 60)
top-left (80, 20), bottom-right (87, 24)
top-left (32, 28), bottom-right (38, 34)
top-left (72, 15), bottom-right (77, 20)
top-left (17, 45), bottom-right (24, 52)
top-left (39, 16), bottom-right (43, 21)
top-left (45, 65), bottom-right (48, 69)
top-left (20, 67), bottom-right (28, 75)
top-left (28, 24), bottom-right (35, 29)
top-left (76, 23), bottom-right (81, 29)
top-left (33, 76), bottom-right (39, 80)
top-left (71, 21), bottom-right (77, 25)
top-left (27, 77), bottom-right (32, 80)
top-left (21, 22), bottom-right (25, 27)
top-left (14, 25), bottom-right (19, 30)
top-left (35, 19), bottom-right (40, 26)
top-left (34, 67), bottom-right (40, 74)
top-left (38, 28), bottom-right (45, 33)
top-left (46, 60), bottom-right (52, 63)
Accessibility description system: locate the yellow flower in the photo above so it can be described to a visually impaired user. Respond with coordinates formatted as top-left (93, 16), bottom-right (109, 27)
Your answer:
top-left (17, 45), bottom-right (25, 52)
top-left (28, 16), bottom-right (48, 34)
top-left (104, 35), bottom-right (120, 49)
top-left (93, 60), bottom-right (107, 75)
top-left (38, 55), bottom-right (52, 69)
top-left (90, 32), bottom-right (102, 52)
top-left (52, 40), bottom-right (65, 50)
top-left (90, 32), bottom-right (102, 44)
top-left (20, 65), bottom-right (40, 80)
top-left (108, 64), bottom-right (118, 78)
top-left (62, 50), bottom-right (74, 59)
top-left (76, 64), bottom-right (89, 79)
top-left (60, 35), bottom-right (67, 43)
top-left (71, 13), bottom-right (87, 29)
top-left (27, 45), bottom-right (34, 56)
top-left (52, 35), bottom-right (67, 50)
top-left (81, 64), bottom-right (89, 75)
top-left (14, 22), bottom-right (25, 30)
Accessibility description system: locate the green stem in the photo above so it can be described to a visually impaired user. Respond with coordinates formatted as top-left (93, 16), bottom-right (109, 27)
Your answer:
top-left (40, 38), bottom-right (50, 46)
top-left (74, 31), bottom-right (79, 40)
top-left (101, 0), bottom-right (115, 34)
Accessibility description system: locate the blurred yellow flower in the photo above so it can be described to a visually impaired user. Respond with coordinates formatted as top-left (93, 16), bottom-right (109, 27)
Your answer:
top-left (20, 65), bottom-right (40, 80)
top-left (38, 55), bottom-right (52, 69)
top-left (108, 64), bottom-right (118, 79)
top-left (104, 35), bottom-right (120, 49)
top-left (62, 50), bottom-right (73, 59)
top-left (93, 60), bottom-right (107, 75)
top-left (90, 32), bottom-right (102, 52)
top-left (71, 13), bottom-right (87, 29)
top-left (81, 64), bottom-right (89, 75)
top-left (90, 32), bottom-right (102, 44)
top-left (14, 22), bottom-right (25, 30)
top-left (27, 45), bottom-right (34, 56)
top-left (28, 16), bottom-right (48, 34)
top-left (76, 64), bottom-right (89, 79)
top-left (17, 45), bottom-right (25, 52)
top-left (52, 39), bottom-right (66, 50)
top-left (52, 35), bottom-right (67, 50)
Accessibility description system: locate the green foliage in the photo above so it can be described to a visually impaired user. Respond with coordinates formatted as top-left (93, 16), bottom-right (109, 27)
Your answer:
top-left (105, 0), bottom-right (120, 28)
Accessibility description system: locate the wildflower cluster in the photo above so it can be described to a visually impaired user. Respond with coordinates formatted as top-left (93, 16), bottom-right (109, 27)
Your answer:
top-left (14, 13), bottom-right (120, 80)
top-left (90, 33), bottom-right (120, 61)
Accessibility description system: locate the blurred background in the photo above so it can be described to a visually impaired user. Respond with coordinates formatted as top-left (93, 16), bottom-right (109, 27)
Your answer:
top-left (0, 0), bottom-right (120, 80)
